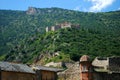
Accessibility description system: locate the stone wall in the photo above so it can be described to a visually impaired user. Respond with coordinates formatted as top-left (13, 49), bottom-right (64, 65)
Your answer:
top-left (93, 73), bottom-right (120, 80)
top-left (58, 62), bottom-right (80, 80)
top-left (109, 57), bottom-right (120, 73)
top-left (45, 23), bottom-right (80, 32)
top-left (46, 27), bottom-right (51, 32)
top-left (64, 62), bottom-right (74, 68)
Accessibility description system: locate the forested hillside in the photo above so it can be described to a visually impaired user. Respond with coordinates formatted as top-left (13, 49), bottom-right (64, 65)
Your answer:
top-left (0, 7), bottom-right (120, 63)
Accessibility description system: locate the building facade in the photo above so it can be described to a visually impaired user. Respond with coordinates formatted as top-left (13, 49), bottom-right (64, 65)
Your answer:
top-left (92, 57), bottom-right (120, 80)
top-left (79, 55), bottom-right (93, 80)
top-left (79, 55), bottom-right (120, 80)
top-left (33, 66), bottom-right (63, 80)
top-left (0, 62), bottom-right (36, 80)
top-left (45, 22), bottom-right (80, 32)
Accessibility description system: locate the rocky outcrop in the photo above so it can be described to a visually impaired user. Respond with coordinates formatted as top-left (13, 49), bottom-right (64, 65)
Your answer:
top-left (45, 62), bottom-right (62, 67)
top-left (33, 52), bottom-right (61, 66)
top-left (26, 7), bottom-right (37, 15)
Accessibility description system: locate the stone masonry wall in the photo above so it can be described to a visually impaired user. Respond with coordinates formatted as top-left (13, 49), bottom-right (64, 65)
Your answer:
top-left (58, 62), bottom-right (80, 80)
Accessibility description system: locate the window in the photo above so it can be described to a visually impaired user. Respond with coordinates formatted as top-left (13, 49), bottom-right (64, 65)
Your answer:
top-left (82, 65), bottom-right (88, 72)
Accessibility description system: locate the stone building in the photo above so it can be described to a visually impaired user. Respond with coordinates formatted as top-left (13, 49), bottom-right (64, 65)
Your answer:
top-left (60, 22), bottom-right (71, 28)
top-left (45, 22), bottom-right (80, 32)
top-left (58, 55), bottom-right (120, 80)
top-left (0, 61), bottom-right (36, 80)
top-left (51, 25), bottom-right (61, 31)
top-left (46, 27), bottom-right (51, 32)
top-left (79, 55), bottom-right (120, 80)
top-left (92, 57), bottom-right (120, 80)
top-left (79, 55), bottom-right (93, 80)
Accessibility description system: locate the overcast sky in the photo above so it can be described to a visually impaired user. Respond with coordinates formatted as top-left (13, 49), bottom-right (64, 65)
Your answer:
top-left (0, 0), bottom-right (120, 12)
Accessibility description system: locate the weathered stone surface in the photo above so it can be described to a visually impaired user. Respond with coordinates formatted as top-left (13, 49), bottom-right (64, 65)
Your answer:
top-left (26, 7), bottom-right (37, 15)
top-left (58, 62), bottom-right (80, 80)
top-left (45, 62), bottom-right (62, 68)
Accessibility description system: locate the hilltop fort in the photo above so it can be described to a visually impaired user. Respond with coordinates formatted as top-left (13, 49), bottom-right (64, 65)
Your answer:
top-left (46, 22), bottom-right (80, 32)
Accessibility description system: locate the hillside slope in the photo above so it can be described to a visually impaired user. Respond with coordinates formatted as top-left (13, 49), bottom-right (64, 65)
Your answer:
top-left (0, 7), bottom-right (120, 63)
top-left (3, 27), bottom-right (120, 63)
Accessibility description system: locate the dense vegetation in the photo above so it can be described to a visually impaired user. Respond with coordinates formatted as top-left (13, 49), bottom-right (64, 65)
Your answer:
top-left (0, 7), bottom-right (120, 63)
